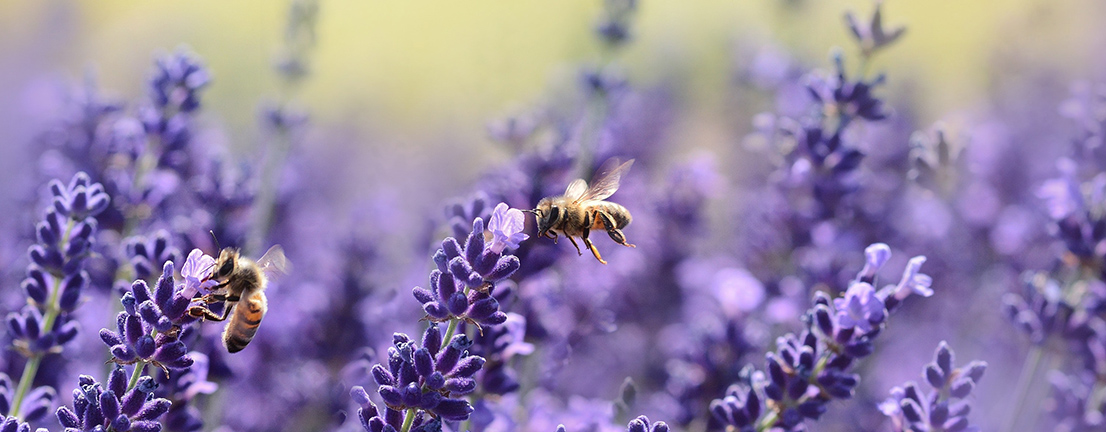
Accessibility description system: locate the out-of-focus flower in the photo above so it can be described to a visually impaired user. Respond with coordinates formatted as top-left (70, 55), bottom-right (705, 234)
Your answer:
top-left (155, 352), bottom-right (218, 432)
top-left (470, 312), bottom-right (534, 396)
top-left (124, 230), bottom-right (180, 282)
top-left (806, 53), bottom-right (888, 123)
top-left (844, 0), bottom-right (906, 57)
top-left (879, 341), bottom-right (987, 432)
top-left (710, 244), bottom-right (933, 431)
top-left (595, 0), bottom-right (638, 48)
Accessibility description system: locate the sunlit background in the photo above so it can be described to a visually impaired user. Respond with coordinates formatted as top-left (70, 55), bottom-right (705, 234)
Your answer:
top-left (4, 0), bottom-right (1104, 172)
top-left (3, 1), bottom-right (1106, 431)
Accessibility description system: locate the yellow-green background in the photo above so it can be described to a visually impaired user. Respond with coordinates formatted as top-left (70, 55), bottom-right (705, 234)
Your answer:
top-left (2, 0), bottom-right (1103, 158)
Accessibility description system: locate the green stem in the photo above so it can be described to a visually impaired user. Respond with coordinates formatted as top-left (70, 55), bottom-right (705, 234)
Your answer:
top-left (756, 411), bottom-right (778, 432)
top-left (441, 319), bottom-right (460, 352)
top-left (11, 219), bottom-right (75, 419)
top-left (127, 361), bottom-right (147, 391)
top-left (1002, 344), bottom-right (1046, 432)
top-left (439, 285), bottom-right (472, 351)
top-left (10, 356), bottom-right (42, 419)
top-left (399, 408), bottom-right (417, 432)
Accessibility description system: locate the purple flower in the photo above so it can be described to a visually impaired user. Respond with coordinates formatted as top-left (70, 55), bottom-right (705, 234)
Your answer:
top-left (9, 173), bottom-right (105, 359)
top-left (412, 217), bottom-right (520, 327)
top-left (353, 326), bottom-right (485, 430)
top-left (124, 230), bottom-right (180, 281)
top-left (626, 415), bottom-right (669, 432)
top-left (710, 243), bottom-right (933, 431)
top-left (148, 49), bottom-right (210, 114)
top-left (56, 370), bottom-right (173, 432)
top-left (155, 352), bottom-right (218, 432)
top-left (470, 313), bottom-right (534, 395)
top-left (856, 243), bottom-right (891, 283)
top-left (806, 52), bottom-right (888, 123)
top-left (179, 249), bottom-right (217, 298)
top-left (488, 203), bottom-right (529, 254)
top-left (890, 256), bottom-right (933, 300)
top-left (832, 282), bottom-right (885, 333)
top-left (844, 0), bottom-right (906, 57)
top-left (880, 342), bottom-right (986, 432)
top-left (101, 262), bottom-right (196, 373)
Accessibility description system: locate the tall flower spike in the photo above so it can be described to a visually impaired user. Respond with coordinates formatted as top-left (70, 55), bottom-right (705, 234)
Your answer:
top-left (6, 172), bottom-right (108, 423)
top-left (710, 243), bottom-right (933, 431)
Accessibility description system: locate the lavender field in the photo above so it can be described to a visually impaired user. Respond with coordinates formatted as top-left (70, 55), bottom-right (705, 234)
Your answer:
top-left (1, 0), bottom-right (1105, 431)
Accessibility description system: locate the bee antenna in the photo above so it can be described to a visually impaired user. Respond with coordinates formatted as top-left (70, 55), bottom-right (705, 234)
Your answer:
top-left (521, 209), bottom-right (538, 214)
top-left (209, 230), bottom-right (221, 251)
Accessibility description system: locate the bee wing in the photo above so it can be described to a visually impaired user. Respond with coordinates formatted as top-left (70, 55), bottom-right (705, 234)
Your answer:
top-left (564, 178), bottom-right (589, 202)
top-left (256, 245), bottom-right (291, 281)
top-left (575, 158), bottom-right (634, 203)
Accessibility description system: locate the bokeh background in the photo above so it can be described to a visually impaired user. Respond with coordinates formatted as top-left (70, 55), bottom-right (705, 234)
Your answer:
top-left (2, 1), bottom-right (1106, 432)
top-left (4, 0), bottom-right (1105, 196)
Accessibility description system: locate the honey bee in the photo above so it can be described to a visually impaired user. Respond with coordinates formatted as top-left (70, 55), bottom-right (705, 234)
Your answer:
top-left (530, 158), bottom-right (636, 264)
top-left (188, 245), bottom-right (289, 353)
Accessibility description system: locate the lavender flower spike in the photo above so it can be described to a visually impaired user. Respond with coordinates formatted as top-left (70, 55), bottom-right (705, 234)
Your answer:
top-left (880, 341), bottom-right (986, 432)
top-left (488, 203), bottom-right (529, 254)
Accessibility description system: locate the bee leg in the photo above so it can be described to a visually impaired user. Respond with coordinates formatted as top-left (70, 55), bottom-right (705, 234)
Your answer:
top-left (544, 231), bottom-right (559, 244)
top-left (209, 280), bottom-right (231, 290)
top-left (202, 293), bottom-right (239, 304)
top-left (579, 228), bottom-right (606, 265)
top-left (565, 235), bottom-right (584, 256)
top-left (598, 211), bottom-right (636, 248)
top-left (188, 303), bottom-right (234, 322)
top-left (581, 229), bottom-right (607, 264)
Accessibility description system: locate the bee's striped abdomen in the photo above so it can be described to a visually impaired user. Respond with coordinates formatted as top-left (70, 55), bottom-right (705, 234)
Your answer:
top-left (590, 202), bottom-right (632, 230)
top-left (223, 293), bottom-right (268, 353)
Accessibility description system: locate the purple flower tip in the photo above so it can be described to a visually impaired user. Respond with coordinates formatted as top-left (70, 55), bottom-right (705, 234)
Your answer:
top-left (181, 249), bottom-right (217, 296)
top-left (895, 256), bottom-right (933, 299)
top-left (859, 243), bottom-right (891, 278)
top-left (487, 203), bottom-right (529, 254)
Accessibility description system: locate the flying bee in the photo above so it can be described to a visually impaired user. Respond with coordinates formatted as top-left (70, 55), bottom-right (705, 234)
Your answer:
top-left (529, 158), bottom-right (636, 264)
top-left (188, 245), bottom-right (289, 353)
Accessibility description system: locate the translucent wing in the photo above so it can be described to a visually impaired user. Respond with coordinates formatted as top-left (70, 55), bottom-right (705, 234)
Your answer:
top-left (256, 245), bottom-right (291, 281)
top-left (576, 158), bottom-right (635, 203)
top-left (564, 179), bottom-right (588, 201)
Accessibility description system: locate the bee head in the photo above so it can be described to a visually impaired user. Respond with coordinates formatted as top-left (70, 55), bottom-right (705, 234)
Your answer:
top-left (532, 198), bottom-right (560, 237)
top-left (213, 248), bottom-right (240, 279)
